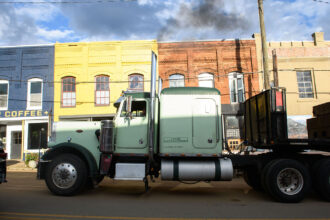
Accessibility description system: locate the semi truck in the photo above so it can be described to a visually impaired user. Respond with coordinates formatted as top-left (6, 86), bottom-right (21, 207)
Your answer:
top-left (38, 52), bottom-right (330, 203)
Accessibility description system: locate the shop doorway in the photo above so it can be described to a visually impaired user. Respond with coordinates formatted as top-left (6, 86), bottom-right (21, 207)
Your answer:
top-left (10, 131), bottom-right (22, 159)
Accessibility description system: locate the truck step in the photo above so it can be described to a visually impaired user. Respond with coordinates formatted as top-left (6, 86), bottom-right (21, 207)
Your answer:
top-left (114, 163), bottom-right (146, 180)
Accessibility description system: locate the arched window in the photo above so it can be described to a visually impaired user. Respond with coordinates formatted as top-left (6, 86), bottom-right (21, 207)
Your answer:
top-left (169, 74), bottom-right (184, 87)
top-left (61, 76), bottom-right (76, 107)
top-left (198, 73), bottom-right (214, 88)
top-left (27, 78), bottom-right (42, 110)
top-left (129, 74), bottom-right (144, 91)
top-left (0, 80), bottom-right (9, 110)
top-left (95, 75), bottom-right (110, 106)
top-left (228, 72), bottom-right (245, 103)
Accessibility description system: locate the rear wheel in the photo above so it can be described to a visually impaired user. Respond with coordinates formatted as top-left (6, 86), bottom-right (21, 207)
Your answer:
top-left (313, 159), bottom-right (330, 201)
top-left (45, 154), bottom-right (87, 196)
top-left (263, 159), bottom-right (311, 203)
top-left (243, 166), bottom-right (262, 191)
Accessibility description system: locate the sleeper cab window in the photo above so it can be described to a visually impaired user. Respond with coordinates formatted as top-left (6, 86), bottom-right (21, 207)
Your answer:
top-left (95, 75), bottom-right (110, 106)
top-left (27, 78), bottom-right (42, 110)
top-left (61, 76), bottom-right (76, 107)
top-left (0, 80), bottom-right (9, 110)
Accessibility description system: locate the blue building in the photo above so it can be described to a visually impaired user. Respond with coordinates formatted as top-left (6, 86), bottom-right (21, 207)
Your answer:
top-left (0, 45), bottom-right (54, 160)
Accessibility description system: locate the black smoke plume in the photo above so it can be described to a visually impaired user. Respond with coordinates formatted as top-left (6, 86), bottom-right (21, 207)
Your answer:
top-left (157, 0), bottom-right (250, 41)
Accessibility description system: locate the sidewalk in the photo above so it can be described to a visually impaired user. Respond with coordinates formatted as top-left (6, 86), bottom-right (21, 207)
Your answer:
top-left (6, 160), bottom-right (37, 172)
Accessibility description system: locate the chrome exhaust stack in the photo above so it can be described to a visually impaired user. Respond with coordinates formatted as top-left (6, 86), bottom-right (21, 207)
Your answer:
top-left (148, 51), bottom-right (157, 163)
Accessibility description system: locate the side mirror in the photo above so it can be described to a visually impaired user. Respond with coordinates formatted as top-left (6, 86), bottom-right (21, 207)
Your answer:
top-left (126, 96), bottom-right (133, 118)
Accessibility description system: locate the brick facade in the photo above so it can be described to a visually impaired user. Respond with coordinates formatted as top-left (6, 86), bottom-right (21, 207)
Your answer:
top-left (158, 40), bottom-right (260, 105)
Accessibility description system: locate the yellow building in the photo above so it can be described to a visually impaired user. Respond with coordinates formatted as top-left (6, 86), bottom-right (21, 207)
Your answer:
top-left (254, 32), bottom-right (330, 138)
top-left (54, 40), bottom-right (157, 121)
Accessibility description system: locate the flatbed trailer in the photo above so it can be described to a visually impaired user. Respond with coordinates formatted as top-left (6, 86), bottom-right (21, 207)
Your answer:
top-left (223, 88), bottom-right (330, 202)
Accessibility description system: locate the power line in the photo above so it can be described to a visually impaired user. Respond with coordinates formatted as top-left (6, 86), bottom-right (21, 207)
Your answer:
top-left (0, 69), bottom-right (329, 84)
top-left (0, 0), bottom-right (135, 4)
top-left (4, 91), bottom-right (330, 105)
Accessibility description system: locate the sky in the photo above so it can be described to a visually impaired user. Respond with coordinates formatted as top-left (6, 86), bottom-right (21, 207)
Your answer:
top-left (0, 0), bottom-right (329, 46)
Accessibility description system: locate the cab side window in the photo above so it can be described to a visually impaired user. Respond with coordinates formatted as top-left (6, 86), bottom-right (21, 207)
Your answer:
top-left (120, 101), bottom-right (147, 117)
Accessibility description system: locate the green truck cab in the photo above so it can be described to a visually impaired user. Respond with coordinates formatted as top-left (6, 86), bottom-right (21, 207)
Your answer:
top-left (38, 86), bottom-right (233, 196)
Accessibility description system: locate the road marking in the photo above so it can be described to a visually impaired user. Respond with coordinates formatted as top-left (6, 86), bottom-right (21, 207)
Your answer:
top-left (1, 212), bottom-right (329, 220)
top-left (0, 216), bottom-right (61, 220)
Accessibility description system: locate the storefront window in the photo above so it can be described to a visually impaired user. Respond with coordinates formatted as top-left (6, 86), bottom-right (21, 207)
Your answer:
top-left (0, 125), bottom-right (6, 148)
top-left (28, 123), bottom-right (48, 149)
top-left (225, 115), bottom-right (244, 139)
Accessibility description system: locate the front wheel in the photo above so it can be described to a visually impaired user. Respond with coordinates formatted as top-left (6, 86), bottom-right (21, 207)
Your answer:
top-left (263, 159), bottom-right (311, 203)
top-left (45, 154), bottom-right (88, 196)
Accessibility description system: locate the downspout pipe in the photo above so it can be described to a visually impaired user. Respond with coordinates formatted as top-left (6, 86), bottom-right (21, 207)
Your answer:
top-left (148, 51), bottom-right (157, 163)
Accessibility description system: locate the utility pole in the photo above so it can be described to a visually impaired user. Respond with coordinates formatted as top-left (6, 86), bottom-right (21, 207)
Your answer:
top-left (272, 49), bottom-right (279, 87)
top-left (257, 0), bottom-right (270, 90)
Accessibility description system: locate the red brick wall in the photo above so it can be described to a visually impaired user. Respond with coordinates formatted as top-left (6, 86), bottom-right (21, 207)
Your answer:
top-left (158, 40), bottom-right (260, 104)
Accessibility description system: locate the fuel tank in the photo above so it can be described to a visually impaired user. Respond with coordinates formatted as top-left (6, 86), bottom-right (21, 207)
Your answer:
top-left (161, 158), bottom-right (233, 181)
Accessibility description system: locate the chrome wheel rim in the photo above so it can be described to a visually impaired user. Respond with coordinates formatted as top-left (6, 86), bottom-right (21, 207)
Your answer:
top-left (52, 163), bottom-right (77, 189)
top-left (277, 168), bottom-right (303, 195)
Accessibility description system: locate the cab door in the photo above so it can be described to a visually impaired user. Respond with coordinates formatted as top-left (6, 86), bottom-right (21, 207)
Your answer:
top-left (115, 100), bottom-right (148, 153)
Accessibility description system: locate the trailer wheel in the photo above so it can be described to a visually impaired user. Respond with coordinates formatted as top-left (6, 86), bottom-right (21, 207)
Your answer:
top-left (243, 167), bottom-right (262, 191)
top-left (313, 159), bottom-right (330, 201)
top-left (263, 159), bottom-right (311, 203)
top-left (45, 154), bottom-right (87, 196)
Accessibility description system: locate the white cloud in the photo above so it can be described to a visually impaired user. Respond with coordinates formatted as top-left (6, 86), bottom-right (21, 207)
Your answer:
top-left (37, 28), bottom-right (74, 41)
top-left (0, 0), bottom-right (329, 46)
top-left (14, 4), bottom-right (59, 22)
top-left (0, 3), bottom-right (63, 46)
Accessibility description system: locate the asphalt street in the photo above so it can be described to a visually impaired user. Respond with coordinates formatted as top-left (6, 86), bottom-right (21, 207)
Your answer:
top-left (0, 171), bottom-right (330, 220)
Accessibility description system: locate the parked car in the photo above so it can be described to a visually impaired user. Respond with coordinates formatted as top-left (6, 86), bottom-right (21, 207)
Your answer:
top-left (0, 140), bottom-right (7, 183)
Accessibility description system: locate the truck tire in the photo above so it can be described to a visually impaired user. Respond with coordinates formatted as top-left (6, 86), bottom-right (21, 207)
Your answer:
top-left (313, 159), bottom-right (330, 201)
top-left (243, 167), bottom-right (263, 191)
top-left (45, 154), bottom-right (88, 196)
top-left (263, 159), bottom-right (311, 203)
top-left (261, 159), bottom-right (278, 193)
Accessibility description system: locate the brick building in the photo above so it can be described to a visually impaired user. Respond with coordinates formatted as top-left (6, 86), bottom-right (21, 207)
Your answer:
top-left (158, 39), bottom-right (260, 149)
